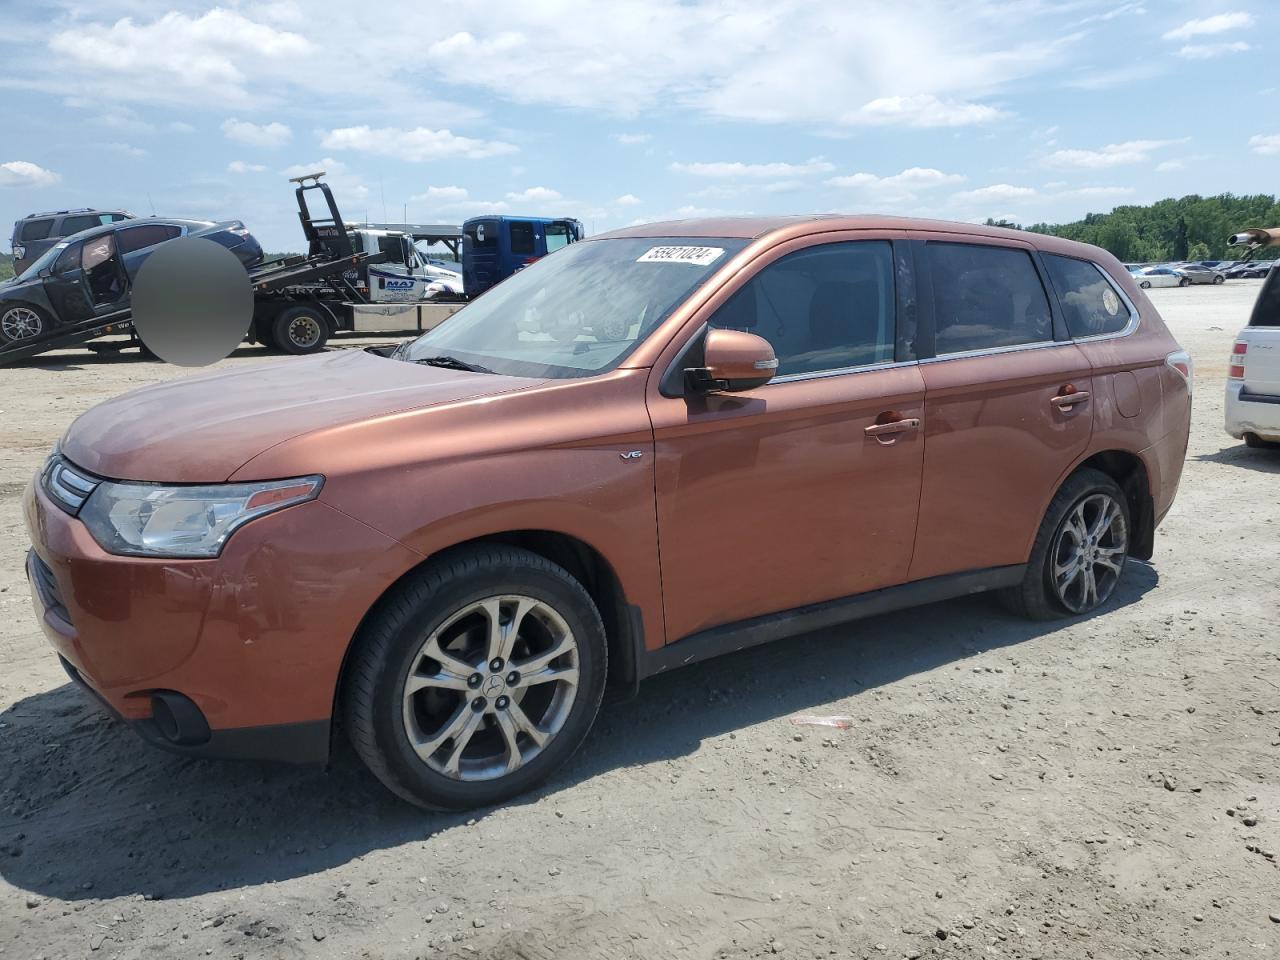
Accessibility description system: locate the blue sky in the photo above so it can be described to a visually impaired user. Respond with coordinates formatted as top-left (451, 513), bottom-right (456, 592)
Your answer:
top-left (1, 1), bottom-right (1276, 252)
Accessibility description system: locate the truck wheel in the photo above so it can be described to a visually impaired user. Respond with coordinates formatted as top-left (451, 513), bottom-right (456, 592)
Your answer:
top-left (273, 305), bottom-right (329, 354)
top-left (342, 545), bottom-right (607, 810)
top-left (0, 304), bottom-right (47, 344)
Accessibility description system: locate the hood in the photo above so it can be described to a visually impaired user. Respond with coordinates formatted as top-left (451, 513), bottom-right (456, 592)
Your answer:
top-left (61, 349), bottom-right (544, 482)
top-left (0, 275), bottom-right (41, 297)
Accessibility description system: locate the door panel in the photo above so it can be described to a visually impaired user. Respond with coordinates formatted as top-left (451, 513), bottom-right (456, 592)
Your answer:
top-left (652, 365), bottom-right (926, 641)
top-left (908, 344), bottom-right (1094, 580)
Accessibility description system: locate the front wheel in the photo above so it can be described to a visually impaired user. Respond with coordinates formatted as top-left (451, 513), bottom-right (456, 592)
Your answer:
top-left (1179, 277), bottom-right (1191, 287)
top-left (1139, 280), bottom-right (1151, 289)
top-left (342, 546), bottom-right (608, 809)
top-left (0, 304), bottom-right (47, 345)
top-left (1002, 469), bottom-right (1130, 620)
top-left (1213, 275), bottom-right (1225, 285)
top-left (272, 304), bottom-right (330, 354)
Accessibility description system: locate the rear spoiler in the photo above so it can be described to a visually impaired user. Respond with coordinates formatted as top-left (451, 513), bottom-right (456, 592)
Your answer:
top-left (1227, 227), bottom-right (1280, 261)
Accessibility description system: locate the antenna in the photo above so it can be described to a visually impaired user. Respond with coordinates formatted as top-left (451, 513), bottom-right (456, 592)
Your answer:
top-left (146, 192), bottom-right (156, 215)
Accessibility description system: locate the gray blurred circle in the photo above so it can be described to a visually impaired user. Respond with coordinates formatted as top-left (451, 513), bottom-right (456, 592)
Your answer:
top-left (132, 237), bottom-right (253, 366)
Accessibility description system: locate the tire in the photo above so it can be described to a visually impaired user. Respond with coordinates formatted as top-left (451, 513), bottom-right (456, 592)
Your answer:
top-left (342, 545), bottom-right (608, 810)
top-left (1139, 280), bottom-right (1151, 289)
top-left (1179, 277), bottom-right (1191, 287)
top-left (272, 304), bottom-right (330, 355)
top-left (1001, 468), bottom-right (1130, 621)
top-left (0, 303), bottom-right (48, 345)
top-left (1213, 275), bottom-right (1225, 285)
top-left (1244, 432), bottom-right (1280, 450)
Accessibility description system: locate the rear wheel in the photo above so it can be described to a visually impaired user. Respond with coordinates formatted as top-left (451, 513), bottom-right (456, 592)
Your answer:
top-left (0, 304), bottom-right (47, 345)
top-left (342, 545), bottom-right (608, 809)
top-left (1178, 277), bottom-right (1191, 287)
top-left (1002, 469), bottom-right (1130, 620)
top-left (1244, 432), bottom-right (1280, 450)
top-left (272, 304), bottom-right (330, 354)
top-left (1139, 280), bottom-right (1151, 289)
top-left (1213, 275), bottom-right (1225, 284)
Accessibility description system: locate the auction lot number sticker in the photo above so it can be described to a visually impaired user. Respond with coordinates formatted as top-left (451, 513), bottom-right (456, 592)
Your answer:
top-left (637, 246), bottom-right (725, 266)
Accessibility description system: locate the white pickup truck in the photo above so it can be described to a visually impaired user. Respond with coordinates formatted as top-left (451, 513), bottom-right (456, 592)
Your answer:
top-left (1226, 244), bottom-right (1280, 448)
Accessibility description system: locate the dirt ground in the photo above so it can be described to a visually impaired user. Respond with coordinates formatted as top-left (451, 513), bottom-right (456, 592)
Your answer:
top-left (1, 282), bottom-right (1278, 960)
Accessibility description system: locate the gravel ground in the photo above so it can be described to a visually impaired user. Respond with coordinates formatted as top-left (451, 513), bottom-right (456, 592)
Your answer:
top-left (1, 282), bottom-right (1278, 960)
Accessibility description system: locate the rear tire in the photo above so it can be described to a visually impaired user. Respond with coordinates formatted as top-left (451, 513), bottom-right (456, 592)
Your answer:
top-left (342, 545), bottom-right (608, 810)
top-left (272, 304), bottom-right (330, 355)
top-left (1001, 468), bottom-right (1130, 620)
top-left (1179, 277), bottom-right (1191, 287)
top-left (1244, 432), bottom-right (1280, 450)
top-left (1213, 275), bottom-right (1225, 285)
top-left (1139, 280), bottom-right (1151, 289)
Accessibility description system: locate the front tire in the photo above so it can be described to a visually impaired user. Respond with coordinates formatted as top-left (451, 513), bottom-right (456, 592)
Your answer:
top-left (1213, 275), bottom-right (1225, 285)
top-left (342, 545), bottom-right (608, 810)
top-left (1002, 468), bottom-right (1130, 620)
top-left (0, 303), bottom-right (48, 345)
top-left (1179, 277), bottom-right (1191, 287)
top-left (1139, 280), bottom-right (1151, 289)
top-left (272, 304), bottom-right (330, 354)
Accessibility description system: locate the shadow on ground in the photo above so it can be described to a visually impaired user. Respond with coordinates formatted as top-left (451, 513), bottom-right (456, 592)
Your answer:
top-left (1193, 443), bottom-right (1280, 474)
top-left (0, 563), bottom-right (1157, 902)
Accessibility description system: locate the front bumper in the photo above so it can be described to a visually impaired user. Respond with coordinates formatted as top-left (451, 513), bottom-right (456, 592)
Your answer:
top-left (1225, 381), bottom-right (1280, 441)
top-left (23, 474), bottom-right (420, 763)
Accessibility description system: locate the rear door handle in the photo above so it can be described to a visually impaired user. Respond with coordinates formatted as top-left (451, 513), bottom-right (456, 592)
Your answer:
top-left (1050, 391), bottom-right (1090, 408)
top-left (864, 417), bottom-right (921, 437)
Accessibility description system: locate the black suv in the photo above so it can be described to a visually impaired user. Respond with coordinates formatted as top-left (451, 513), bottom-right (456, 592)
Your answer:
top-left (11, 209), bottom-right (133, 276)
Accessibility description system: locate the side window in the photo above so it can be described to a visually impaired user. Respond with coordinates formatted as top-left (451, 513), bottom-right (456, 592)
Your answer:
top-left (1249, 268), bottom-right (1280, 328)
top-left (20, 219), bottom-right (55, 242)
top-left (465, 220), bottom-right (497, 248)
top-left (61, 214), bottom-right (102, 235)
top-left (928, 243), bottom-right (1052, 354)
top-left (509, 221), bottom-right (536, 255)
top-left (107, 213), bottom-right (131, 224)
top-left (52, 241), bottom-right (82, 274)
top-left (115, 224), bottom-right (180, 255)
top-left (545, 223), bottom-right (572, 253)
top-left (1043, 254), bottom-right (1132, 338)
top-left (710, 241), bottom-right (896, 377)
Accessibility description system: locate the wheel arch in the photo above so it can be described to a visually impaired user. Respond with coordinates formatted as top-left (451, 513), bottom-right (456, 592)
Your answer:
top-left (330, 528), bottom-right (642, 750)
top-left (1069, 449), bottom-right (1155, 561)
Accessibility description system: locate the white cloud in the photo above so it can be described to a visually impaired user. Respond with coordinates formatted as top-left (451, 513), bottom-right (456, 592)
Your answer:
top-left (670, 157), bottom-right (834, 178)
top-left (227, 160), bottom-right (267, 174)
top-left (412, 185), bottom-right (470, 203)
top-left (104, 142), bottom-right (147, 158)
top-left (1163, 12), bottom-right (1253, 41)
top-left (1155, 159), bottom-right (1184, 172)
top-left (614, 193), bottom-right (642, 206)
top-left (505, 186), bottom-right (562, 203)
top-left (280, 158), bottom-right (369, 200)
top-left (614, 133), bottom-right (651, 145)
top-left (1177, 42), bottom-right (1250, 59)
top-left (1055, 186), bottom-right (1135, 199)
top-left (0, 160), bottom-right (60, 188)
top-left (221, 118), bottom-right (292, 148)
top-left (843, 95), bottom-right (1005, 128)
top-left (320, 125), bottom-right (517, 162)
top-left (952, 184), bottom-right (1038, 204)
top-left (1250, 134), bottom-right (1280, 157)
top-left (1044, 139), bottom-right (1186, 169)
top-left (827, 167), bottom-right (965, 192)
top-left (169, 121), bottom-right (195, 134)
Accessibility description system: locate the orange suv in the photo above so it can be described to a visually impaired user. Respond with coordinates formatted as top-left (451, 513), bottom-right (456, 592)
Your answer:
top-left (24, 216), bottom-right (1192, 809)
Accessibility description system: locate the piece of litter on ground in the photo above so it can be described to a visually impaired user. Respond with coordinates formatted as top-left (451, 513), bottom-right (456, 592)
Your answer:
top-left (787, 715), bottom-right (855, 729)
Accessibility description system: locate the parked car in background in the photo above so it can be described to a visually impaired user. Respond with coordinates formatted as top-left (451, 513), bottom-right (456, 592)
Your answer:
top-left (1, 218), bottom-right (262, 346)
top-left (24, 215), bottom-right (1191, 809)
top-left (1134, 267), bottom-right (1185, 288)
top-left (10, 208), bottom-right (133, 276)
top-left (1175, 263), bottom-right (1226, 285)
top-left (1226, 259), bottom-right (1280, 447)
top-left (1225, 260), bottom-right (1275, 279)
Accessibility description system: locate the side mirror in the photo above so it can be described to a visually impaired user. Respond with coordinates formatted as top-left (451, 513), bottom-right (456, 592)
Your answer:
top-left (689, 328), bottom-right (778, 392)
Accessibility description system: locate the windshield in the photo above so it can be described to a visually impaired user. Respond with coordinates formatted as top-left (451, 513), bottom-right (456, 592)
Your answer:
top-left (402, 236), bottom-right (749, 378)
top-left (15, 241), bottom-right (69, 282)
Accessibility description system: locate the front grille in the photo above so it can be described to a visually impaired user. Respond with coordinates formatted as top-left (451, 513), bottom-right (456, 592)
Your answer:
top-left (41, 455), bottom-right (100, 515)
top-left (29, 551), bottom-right (70, 623)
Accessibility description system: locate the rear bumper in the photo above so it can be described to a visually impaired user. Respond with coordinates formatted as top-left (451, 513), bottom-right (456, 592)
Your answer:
top-left (1225, 381), bottom-right (1280, 440)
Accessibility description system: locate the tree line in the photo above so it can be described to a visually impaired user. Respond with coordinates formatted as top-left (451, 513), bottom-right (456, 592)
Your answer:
top-left (987, 193), bottom-right (1280, 263)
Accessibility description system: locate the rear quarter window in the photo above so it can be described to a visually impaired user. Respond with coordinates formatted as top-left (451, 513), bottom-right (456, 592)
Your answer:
top-left (1249, 268), bottom-right (1280, 327)
top-left (927, 242), bottom-right (1052, 354)
top-left (1043, 254), bottom-right (1132, 338)
top-left (19, 219), bottom-right (55, 242)
top-left (509, 221), bottom-right (536, 255)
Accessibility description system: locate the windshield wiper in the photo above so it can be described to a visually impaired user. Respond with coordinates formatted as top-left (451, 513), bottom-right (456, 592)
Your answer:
top-left (411, 354), bottom-right (494, 374)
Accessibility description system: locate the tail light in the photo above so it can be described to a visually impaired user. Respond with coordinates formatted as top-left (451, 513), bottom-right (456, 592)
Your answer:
top-left (12, 244), bottom-right (25, 259)
top-left (1228, 342), bottom-right (1246, 381)
top-left (1166, 350), bottom-right (1193, 394)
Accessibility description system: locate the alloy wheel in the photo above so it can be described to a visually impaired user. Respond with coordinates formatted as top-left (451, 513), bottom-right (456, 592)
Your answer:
top-left (1, 306), bottom-right (44, 341)
top-left (1051, 493), bottom-right (1128, 614)
top-left (401, 595), bottom-right (580, 781)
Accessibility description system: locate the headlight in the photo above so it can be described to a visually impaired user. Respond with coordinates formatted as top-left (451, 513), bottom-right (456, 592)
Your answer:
top-left (80, 476), bottom-right (323, 558)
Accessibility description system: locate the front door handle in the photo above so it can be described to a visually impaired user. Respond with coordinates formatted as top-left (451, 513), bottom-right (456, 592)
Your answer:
top-left (1050, 390), bottom-right (1090, 408)
top-left (864, 417), bottom-right (921, 437)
